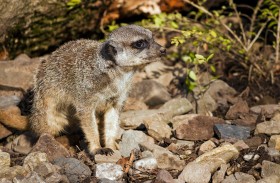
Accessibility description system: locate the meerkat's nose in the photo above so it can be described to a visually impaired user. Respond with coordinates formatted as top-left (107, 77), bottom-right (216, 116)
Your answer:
top-left (160, 47), bottom-right (166, 55)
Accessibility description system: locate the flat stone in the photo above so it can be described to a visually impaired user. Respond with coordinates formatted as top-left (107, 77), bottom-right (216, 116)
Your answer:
top-left (214, 124), bottom-right (251, 140)
top-left (144, 117), bottom-right (172, 141)
top-left (268, 135), bottom-right (280, 150)
top-left (31, 133), bottom-right (70, 162)
top-left (0, 151), bottom-right (10, 167)
top-left (255, 121), bottom-right (280, 135)
top-left (154, 169), bottom-right (175, 183)
top-left (119, 130), bottom-right (154, 157)
top-left (244, 136), bottom-right (263, 148)
top-left (222, 172), bottom-right (256, 183)
top-left (129, 80), bottom-right (171, 107)
top-left (261, 160), bottom-right (280, 178)
top-left (95, 150), bottom-right (122, 164)
top-left (0, 56), bottom-right (40, 91)
top-left (53, 157), bottom-right (91, 183)
top-left (174, 115), bottom-right (224, 141)
top-left (159, 98), bottom-right (193, 116)
top-left (140, 142), bottom-right (185, 170)
top-left (0, 105), bottom-right (28, 131)
top-left (233, 140), bottom-right (249, 151)
top-left (199, 140), bottom-right (216, 154)
top-left (133, 157), bottom-right (158, 171)
top-left (95, 163), bottom-right (123, 181)
top-left (250, 105), bottom-right (280, 118)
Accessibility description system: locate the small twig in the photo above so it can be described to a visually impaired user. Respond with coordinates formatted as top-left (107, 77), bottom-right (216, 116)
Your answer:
top-left (249, 0), bottom-right (264, 40)
top-left (125, 150), bottom-right (135, 173)
top-left (247, 21), bottom-right (268, 52)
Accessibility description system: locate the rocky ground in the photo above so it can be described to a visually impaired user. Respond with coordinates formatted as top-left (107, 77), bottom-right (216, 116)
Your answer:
top-left (0, 54), bottom-right (280, 183)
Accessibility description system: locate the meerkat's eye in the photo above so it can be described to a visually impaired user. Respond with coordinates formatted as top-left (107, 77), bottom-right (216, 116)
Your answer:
top-left (132, 39), bottom-right (148, 49)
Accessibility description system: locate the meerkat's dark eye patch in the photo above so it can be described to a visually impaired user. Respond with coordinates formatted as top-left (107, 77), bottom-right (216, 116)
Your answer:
top-left (132, 39), bottom-right (149, 49)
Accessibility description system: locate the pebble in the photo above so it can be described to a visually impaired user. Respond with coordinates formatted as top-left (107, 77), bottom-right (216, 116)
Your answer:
top-left (250, 104), bottom-right (280, 118)
top-left (144, 117), bottom-right (172, 141)
top-left (31, 133), bottom-right (70, 162)
top-left (23, 152), bottom-right (49, 172)
top-left (268, 135), bottom-right (280, 150)
top-left (15, 171), bottom-right (45, 183)
top-left (255, 121), bottom-right (280, 135)
top-left (243, 153), bottom-right (260, 161)
top-left (214, 124), bottom-right (251, 140)
top-left (95, 163), bottom-right (123, 181)
top-left (222, 172), bottom-right (256, 183)
top-left (95, 150), bottom-right (122, 164)
top-left (154, 170), bottom-right (175, 183)
top-left (119, 130), bottom-right (154, 157)
top-left (159, 98), bottom-right (193, 117)
top-left (212, 164), bottom-right (229, 183)
top-left (261, 160), bottom-right (280, 178)
top-left (199, 140), bottom-right (216, 154)
top-left (133, 157), bottom-right (158, 171)
top-left (0, 151), bottom-right (10, 167)
top-left (53, 157), bottom-right (91, 183)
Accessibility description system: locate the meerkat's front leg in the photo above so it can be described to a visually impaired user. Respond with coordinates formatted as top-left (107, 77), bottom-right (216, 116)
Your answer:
top-left (104, 107), bottom-right (120, 150)
top-left (78, 108), bottom-right (103, 155)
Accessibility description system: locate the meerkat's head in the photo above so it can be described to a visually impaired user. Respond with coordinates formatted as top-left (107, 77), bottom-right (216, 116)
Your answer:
top-left (100, 25), bottom-right (166, 67)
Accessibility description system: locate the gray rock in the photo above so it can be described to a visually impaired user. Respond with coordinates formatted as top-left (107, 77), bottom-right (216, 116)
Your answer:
top-left (159, 98), bottom-right (193, 117)
top-left (222, 172), bottom-right (256, 183)
top-left (129, 80), bottom-right (171, 106)
top-left (53, 157), bottom-right (92, 183)
top-left (95, 150), bottom-right (122, 164)
top-left (261, 160), bottom-right (280, 178)
top-left (255, 121), bottom-right (280, 135)
top-left (140, 142), bottom-right (185, 170)
top-left (133, 157), bottom-right (158, 171)
top-left (95, 163), bottom-right (123, 181)
top-left (23, 152), bottom-right (49, 172)
top-left (31, 133), bottom-right (70, 162)
top-left (154, 170), bottom-right (175, 183)
top-left (0, 151), bottom-right (10, 168)
top-left (119, 130), bottom-right (154, 157)
top-left (214, 124), bottom-right (251, 140)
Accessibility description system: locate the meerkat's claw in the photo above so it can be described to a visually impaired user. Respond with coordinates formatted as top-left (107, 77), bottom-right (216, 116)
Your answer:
top-left (95, 148), bottom-right (114, 156)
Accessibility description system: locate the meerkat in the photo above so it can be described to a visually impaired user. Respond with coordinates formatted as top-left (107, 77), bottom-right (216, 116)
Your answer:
top-left (29, 25), bottom-right (166, 155)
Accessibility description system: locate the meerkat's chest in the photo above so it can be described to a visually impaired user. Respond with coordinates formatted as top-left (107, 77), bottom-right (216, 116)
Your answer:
top-left (114, 71), bottom-right (133, 92)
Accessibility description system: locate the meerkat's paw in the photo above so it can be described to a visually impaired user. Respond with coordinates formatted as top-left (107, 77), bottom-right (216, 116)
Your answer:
top-left (94, 148), bottom-right (114, 156)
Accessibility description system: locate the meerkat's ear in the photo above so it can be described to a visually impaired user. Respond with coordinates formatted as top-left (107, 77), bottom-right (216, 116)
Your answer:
top-left (101, 40), bottom-right (122, 63)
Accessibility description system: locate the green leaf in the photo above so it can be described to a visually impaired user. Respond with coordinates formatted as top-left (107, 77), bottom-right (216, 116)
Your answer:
top-left (209, 30), bottom-right (217, 38)
top-left (206, 53), bottom-right (214, 61)
top-left (189, 70), bottom-right (197, 81)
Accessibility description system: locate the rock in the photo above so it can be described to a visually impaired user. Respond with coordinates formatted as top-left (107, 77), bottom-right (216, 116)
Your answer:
top-left (0, 178), bottom-right (12, 183)
top-left (119, 130), bottom-right (154, 157)
top-left (233, 113), bottom-right (258, 127)
top-left (54, 157), bottom-right (91, 183)
top-left (257, 175), bottom-right (280, 183)
top-left (31, 133), bottom-right (70, 162)
top-left (174, 115), bottom-right (224, 141)
top-left (178, 161), bottom-right (211, 183)
top-left (95, 150), bottom-right (122, 164)
top-left (199, 140), bottom-right (216, 154)
top-left (140, 142), bottom-right (185, 170)
top-left (261, 160), bottom-right (280, 178)
top-left (123, 97), bottom-right (148, 111)
top-left (0, 56), bottom-right (40, 91)
top-left (243, 153), bottom-right (260, 161)
top-left (45, 172), bottom-right (69, 183)
top-left (268, 135), bottom-right (280, 150)
top-left (154, 169), bottom-right (175, 183)
top-left (23, 152), bottom-right (48, 171)
top-left (171, 114), bottom-right (199, 129)
top-left (178, 144), bottom-right (239, 183)
top-left (16, 171), bottom-right (45, 183)
top-left (144, 117), bottom-right (172, 141)
top-left (0, 105), bottom-right (28, 131)
top-left (0, 151), bottom-right (10, 167)
top-left (34, 162), bottom-right (58, 178)
top-left (255, 121), bottom-right (280, 135)
top-left (244, 136), bottom-right (263, 148)
top-left (267, 147), bottom-right (280, 160)
top-left (222, 172), bottom-right (256, 183)
top-left (95, 163), bottom-right (123, 181)
top-left (214, 124), bottom-right (251, 140)
top-left (159, 98), bottom-right (193, 117)
top-left (225, 100), bottom-right (249, 119)
top-left (196, 80), bottom-right (237, 114)
top-left (0, 95), bottom-right (22, 108)
top-left (250, 105), bottom-right (280, 118)
top-left (233, 140), bottom-right (249, 151)
top-left (144, 62), bottom-right (171, 78)
top-left (154, 72), bottom-right (174, 87)
top-left (167, 140), bottom-right (194, 155)
top-left (5, 131), bottom-right (36, 154)
top-left (133, 157), bottom-right (158, 172)
top-left (129, 80), bottom-right (171, 106)
top-left (0, 123), bottom-right (12, 140)
top-left (0, 166), bottom-right (27, 180)
top-left (212, 164), bottom-right (229, 183)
